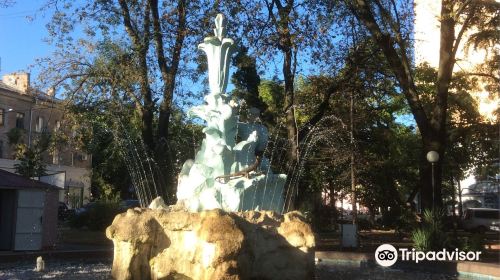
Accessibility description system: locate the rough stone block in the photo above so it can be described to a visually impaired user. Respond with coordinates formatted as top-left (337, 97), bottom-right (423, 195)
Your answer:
top-left (106, 209), bottom-right (315, 280)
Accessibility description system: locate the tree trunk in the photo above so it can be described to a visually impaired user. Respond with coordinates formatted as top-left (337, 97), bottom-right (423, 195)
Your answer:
top-left (270, 0), bottom-right (300, 210)
top-left (148, 0), bottom-right (187, 201)
top-left (284, 63), bottom-right (298, 165)
top-left (350, 90), bottom-right (357, 224)
top-left (152, 0), bottom-right (187, 143)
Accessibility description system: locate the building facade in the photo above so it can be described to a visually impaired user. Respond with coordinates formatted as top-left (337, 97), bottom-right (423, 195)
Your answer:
top-left (0, 72), bottom-right (91, 208)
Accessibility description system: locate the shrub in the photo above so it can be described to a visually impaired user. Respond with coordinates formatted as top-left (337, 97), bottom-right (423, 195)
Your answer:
top-left (357, 218), bottom-right (372, 231)
top-left (461, 233), bottom-right (485, 252)
top-left (69, 200), bottom-right (121, 231)
top-left (410, 208), bottom-right (449, 251)
top-left (412, 228), bottom-right (432, 251)
top-left (86, 200), bottom-right (121, 231)
top-left (395, 208), bottom-right (418, 235)
top-left (68, 211), bottom-right (86, 228)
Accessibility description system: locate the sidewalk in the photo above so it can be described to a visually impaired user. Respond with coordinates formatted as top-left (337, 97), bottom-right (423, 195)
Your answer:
top-left (0, 246), bottom-right (112, 264)
top-left (0, 225), bottom-right (113, 264)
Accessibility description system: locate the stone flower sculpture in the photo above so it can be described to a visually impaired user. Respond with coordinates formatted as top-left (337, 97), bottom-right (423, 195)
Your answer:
top-left (176, 14), bottom-right (286, 212)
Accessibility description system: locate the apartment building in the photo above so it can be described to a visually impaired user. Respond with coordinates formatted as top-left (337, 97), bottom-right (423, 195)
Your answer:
top-left (0, 72), bottom-right (91, 208)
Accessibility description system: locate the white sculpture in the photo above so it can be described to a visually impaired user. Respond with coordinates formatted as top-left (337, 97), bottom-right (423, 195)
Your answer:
top-left (176, 14), bottom-right (286, 212)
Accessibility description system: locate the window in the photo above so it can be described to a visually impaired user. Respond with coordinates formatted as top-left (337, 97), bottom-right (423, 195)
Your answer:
top-left (16, 113), bottom-right (25, 129)
top-left (35, 116), bottom-right (44, 132)
top-left (54, 120), bottom-right (61, 132)
top-left (0, 109), bottom-right (4, 127)
top-left (0, 140), bottom-right (3, 158)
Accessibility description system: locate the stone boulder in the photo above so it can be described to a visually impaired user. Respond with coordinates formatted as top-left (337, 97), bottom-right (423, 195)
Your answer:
top-left (106, 208), bottom-right (315, 280)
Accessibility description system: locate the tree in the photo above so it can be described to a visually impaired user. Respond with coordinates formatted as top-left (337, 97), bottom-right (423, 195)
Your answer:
top-left (39, 0), bottom-right (213, 204)
top-left (216, 0), bottom-right (352, 209)
top-left (230, 45), bottom-right (269, 122)
top-left (13, 133), bottom-right (51, 178)
top-left (14, 147), bottom-right (47, 178)
top-left (345, 0), bottom-right (499, 210)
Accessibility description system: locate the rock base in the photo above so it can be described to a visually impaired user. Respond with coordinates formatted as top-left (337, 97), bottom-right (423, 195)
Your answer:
top-left (106, 208), bottom-right (315, 280)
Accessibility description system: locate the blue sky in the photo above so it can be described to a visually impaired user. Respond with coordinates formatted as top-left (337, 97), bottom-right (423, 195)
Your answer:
top-left (0, 1), bottom-right (53, 77)
top-left (0, 1), bottom-right (416, 127)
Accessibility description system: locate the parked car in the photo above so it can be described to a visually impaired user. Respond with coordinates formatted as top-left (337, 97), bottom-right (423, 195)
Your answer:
top-left (462, 208), bottom-right (500, 233)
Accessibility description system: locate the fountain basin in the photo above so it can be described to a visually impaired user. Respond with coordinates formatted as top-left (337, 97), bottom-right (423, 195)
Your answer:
top-left (106, 208), bottom-right (315, 280)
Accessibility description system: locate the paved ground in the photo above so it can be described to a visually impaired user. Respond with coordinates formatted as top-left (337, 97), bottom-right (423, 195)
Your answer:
top-left (0, 260), bottom-right (479, 280)
top-left (0, 261), bottom-right (111, 280)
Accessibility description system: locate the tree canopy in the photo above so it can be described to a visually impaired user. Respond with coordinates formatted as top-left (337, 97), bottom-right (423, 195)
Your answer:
top-left (29, 0), bottom-right (498, 217)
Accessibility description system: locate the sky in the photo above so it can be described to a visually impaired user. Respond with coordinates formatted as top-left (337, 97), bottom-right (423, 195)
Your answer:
top-left (0, 0), bottom-right (417, 128)
top-left (0, 1), bottom-right (54, 78)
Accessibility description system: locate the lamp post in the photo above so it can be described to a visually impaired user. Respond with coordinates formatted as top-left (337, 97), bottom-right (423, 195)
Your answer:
top-left (426, 151), bottom-right (439, 210)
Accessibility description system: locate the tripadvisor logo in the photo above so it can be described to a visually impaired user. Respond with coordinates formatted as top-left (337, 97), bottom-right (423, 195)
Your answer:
top-left (375, 244), bottom-right (398, 267)
top-left (375, 244), bottom-right (482, 267)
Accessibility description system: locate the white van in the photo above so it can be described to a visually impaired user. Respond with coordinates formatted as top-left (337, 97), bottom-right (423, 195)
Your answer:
top-left (462, 208), bottom-right (500, 233)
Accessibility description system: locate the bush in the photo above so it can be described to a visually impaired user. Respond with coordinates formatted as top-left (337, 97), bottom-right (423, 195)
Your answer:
top-left (87, 200), bottom-right (121, 231)
top-left (461, 233), bottom-right (485, 252)
top-left (357, 218), bottom-right (372, 231)
top-left (69, 200), bottom-right (121, 231)
top-left (395, 208), bottom-right (418, 235)
top-left (411, 208), bottom-right (449, 251)
top-left (68, 211), bottom-right (86, 228)
top-left (412, 228), bottom-right (431, 250)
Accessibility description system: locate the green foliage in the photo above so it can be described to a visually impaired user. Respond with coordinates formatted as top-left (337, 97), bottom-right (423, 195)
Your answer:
top-left (461, 233), bottom-right (485, 252)
top-left (416, 62), bottom-right (498, 205)
top-left (258, 80), bottom-right (284, 114)
top-left (7, 128), bottom-right (24, 146)
top-left (69, 200), bottom-right (121, 231)
top-left (231, 46), bottom-right (264, 110)
top-left (35, 0), bottom-right (498, 213)
top-left (412, 228), bottom-right (433, 251)
top-left (411, 209), bottom-right (449, 251)
top-left (93, 177), bottom-right (121, 201)
top-left (86, 200), bottom-right (121, 231)
top-left (14, 147), bottom-right (47, 178)
top-left (395, 207), bottom-right (418, 235)
top-left (70, 103), bottom-right (135, 200)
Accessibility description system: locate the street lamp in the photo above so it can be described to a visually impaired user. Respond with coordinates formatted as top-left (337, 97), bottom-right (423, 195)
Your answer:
top-left (426, 151), bottom-right (439, 210)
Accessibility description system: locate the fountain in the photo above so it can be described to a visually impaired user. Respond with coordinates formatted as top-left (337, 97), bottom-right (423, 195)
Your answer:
top-left (176, 13), bottom-right (286, 213)
top-left (106, 14), bottom-right (314, 280)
